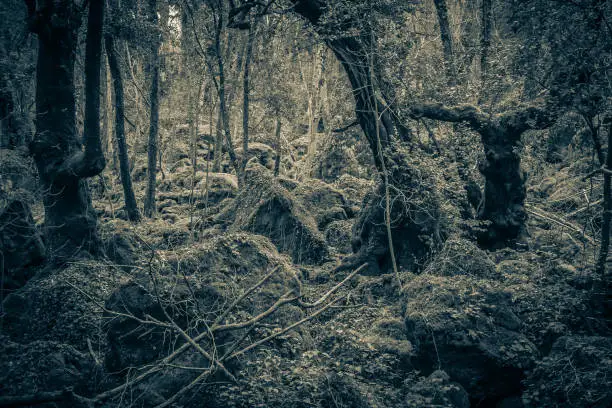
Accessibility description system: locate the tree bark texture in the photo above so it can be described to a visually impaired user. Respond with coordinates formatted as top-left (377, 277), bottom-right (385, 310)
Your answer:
top-left (27, 0), bottom-right (106, 260)
top-left (105, 34), bottom-right (141, 222)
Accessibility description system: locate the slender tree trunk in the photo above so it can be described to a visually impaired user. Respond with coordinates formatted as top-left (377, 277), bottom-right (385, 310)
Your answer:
top-left (480, 0), bottom-right (492, 89)
top-left (596, 122), bottom-right (612, 275)
top-left (214, 110), bottom-right (223, 171)
top-left (274, 116), bottom-right (282, 176)
top-left (27, 0), bottom-right (106, 260)
top-left (433, 0), bottom-right (456, 85)
top-left (105, 34), bottom-right (141, 222)
top-left (214, 10), bottom-right (239, 178)
top-left (144, 0), bottom-right (160, 218)
top-left (241, 19), bottom-right (256, 178)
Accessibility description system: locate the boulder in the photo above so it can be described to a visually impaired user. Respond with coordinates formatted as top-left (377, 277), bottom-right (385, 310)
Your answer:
top-left (348, 150), bottom-right (446, 275)
top-left (225, 163), bottom-right (329, 265)
top-left (2, 262), bottom-right (119, 351)
top-left (105, 232), bottom-right (300, 373)
top-left (324, 219), bottom-right (353, 254)
top-left (403, 274), bottom-right (539, 403)
top-left (0, 200), bottom-right (45, 288)
top-left (404, 370), bottom-right (470, 408)
top-left (234, 142), bottom-right (277, 170)
top-left (0, 338), bottom-right (96, 399)
top-left (523, 336), bottom-right (612, 408)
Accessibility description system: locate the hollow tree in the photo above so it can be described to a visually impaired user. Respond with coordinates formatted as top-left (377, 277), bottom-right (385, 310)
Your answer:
top-left (410, 103), bottom-right (555, 247)
top-left (25, 0), bottom-right (106, 260)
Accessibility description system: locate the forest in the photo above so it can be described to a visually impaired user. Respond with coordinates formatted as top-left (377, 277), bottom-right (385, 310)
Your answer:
top-left (0, 0), bottom-right (611, 406)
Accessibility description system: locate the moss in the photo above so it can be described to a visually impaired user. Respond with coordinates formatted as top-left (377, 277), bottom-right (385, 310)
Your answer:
top-left (226, 163), bottom-right (329, 265)
top-left (523, 336), bottom-right (612, 408)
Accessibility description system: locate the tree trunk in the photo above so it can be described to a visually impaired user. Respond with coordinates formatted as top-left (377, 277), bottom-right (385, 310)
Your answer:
top-left (241, 19), bottom-right (256, 178)
top-left (143, 0), bottom-right (160, 218)
top-left (105, 34), bottom-right (141, 222)
top-left (214, 110), bottom-right (223, 172)
top-left (596, 122), bottom-right (612, 276)
top-left (433, 0), bottom-right (457, 85)
top-left (480, 0), bottom-right (492, 89)
top-left (410, 103), bottom-right (555, 247)
top-left (274, 116), bottom-right (282, 176)
top-left (327, 37), bottom-right (395, 173)
top-left (27, 0), bottom-right (106, 260)
top-left (477, 126), bottom-right (526, 246)
top-left (214, 8), bottom-right (240, 178)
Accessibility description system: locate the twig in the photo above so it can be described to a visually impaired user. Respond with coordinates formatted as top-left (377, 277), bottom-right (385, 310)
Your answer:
top-left (226, 294), bottom-right (347, 360)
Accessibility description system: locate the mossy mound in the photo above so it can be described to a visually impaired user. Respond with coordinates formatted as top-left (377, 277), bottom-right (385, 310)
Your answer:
top-left (224, 163), bottom-right (329, 265)
top-left (404, 370), bottom-right (470, 408)
top-left (349, 149), bottom-right (447, 274)
top-left (0, 338), bottom-right (98, 398)
top-left (332, 173), bottom-right (375, 206)
top-left (2, 261), bottom-right (120, 351)
top-left (403, 274), bottom-right (538, 402)
top-left (235, 142), bottom-right (277, 170)
top-left (324, 219), bottom-right (353, 254)
top-left (423, 236), bottom-right (498, 279)
top-left (104, 232), bottom-right (300, 374)
top-left (523, 336), bottom-right (612, 408)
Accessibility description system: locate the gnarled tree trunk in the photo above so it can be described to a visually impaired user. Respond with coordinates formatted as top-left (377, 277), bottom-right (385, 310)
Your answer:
top-left (27, 0), bottom-right (106, 260)
top-left (411, 103), bottom-right (554, 247)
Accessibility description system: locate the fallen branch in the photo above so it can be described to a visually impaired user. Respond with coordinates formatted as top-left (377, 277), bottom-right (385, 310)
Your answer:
top-left (525, 204), bottom-right (596, 245)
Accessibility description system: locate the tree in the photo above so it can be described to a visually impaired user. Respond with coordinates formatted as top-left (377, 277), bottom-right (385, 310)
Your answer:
top-left (143, 0), bottom-right (161, 217)
top-left (26, 0), bottom-right (106, 260)
top-left (411, 103), bottom-right (555, 247)
top-left (105, 33), bottom-right (141, 222)
top-left (433, 0), bottom-right (456, 85)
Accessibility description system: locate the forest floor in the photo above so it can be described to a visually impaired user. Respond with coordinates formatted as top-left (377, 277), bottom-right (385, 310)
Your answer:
top-left (1, 144), bottom-right (611, 408)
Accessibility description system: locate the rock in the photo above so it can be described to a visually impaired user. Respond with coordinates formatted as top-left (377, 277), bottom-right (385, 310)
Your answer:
top-left (0, 200), bottom-right (45, 289)
top-left (293, 178), bottom-right (351, 228)
top-left (226, 163), bottom-right (329, 265)
top-left (325, 219), bottom-right (353, 254)
top-left (403, 274), bottom-right (539, 403)
top-left (234, 142), bottom-right (277, 170)
top-left (105, 232), bottom-right (300, 373)
top-left (0, 338), bottom-right (96, 398)
top-left (424, 236), bottom-right (498, 279)
top-left (404, 370), bottom-right (470, 408)
top-left (333, 174), bottom-right (375, 206)
top-left (349, 150), bottom-right (446, 274)
top-left (523, 336), bottom-right (612, 408)
top-left (1, 262), bottom-right (118, 351)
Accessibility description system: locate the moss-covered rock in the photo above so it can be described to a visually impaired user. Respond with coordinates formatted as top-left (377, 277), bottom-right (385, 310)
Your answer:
top-left (0, 338), bottom-right (97, 398)
top-left (225, 163), bottom-right (329, 265)
top-left (324, 219), bottom-right (353, 254)
top-left (423, 236), bottom-right (498, 279)
top-left (2, 262), bottom-right (119, 351)
top-left (523, 336), bottom-right (612, 408)
top-left (404, 370), bottom-right (470, 408)
top-left (403, 274), bottom-right (538, 402)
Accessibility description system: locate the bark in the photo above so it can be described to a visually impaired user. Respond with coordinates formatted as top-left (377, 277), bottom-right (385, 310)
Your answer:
top-left (596, 121), bottom-right (612, 276)
top-left (411, 103), bottom-right (555, 247)
top-left (273, 116), bottom-right (282, 176)
top-left (144, 0), bottom-right (160, 218)
top-left (433, 0), bottom-right (457, 85)
top-left (27, 0), bottom-right (106, 260)
top-left (214, 6), bottom-right (240, 177)
top-left (241, 18), bottom-right (256, 178)
top-left (480, 0), bottom-right (492, 87)
top-left (105, 34), bottom-right (141, 222)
